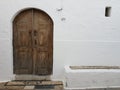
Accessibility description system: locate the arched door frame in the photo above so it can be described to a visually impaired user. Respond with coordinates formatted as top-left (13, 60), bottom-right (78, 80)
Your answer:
top-left (12, 8), bottom-right (54, 75)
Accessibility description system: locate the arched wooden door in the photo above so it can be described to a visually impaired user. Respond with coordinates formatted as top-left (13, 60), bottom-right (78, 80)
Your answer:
top-left (13, 9), bottom-right (53, 75)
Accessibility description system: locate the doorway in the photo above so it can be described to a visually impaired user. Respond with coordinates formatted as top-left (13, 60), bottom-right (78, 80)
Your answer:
top-left (13, 8), bottom-right (53, 75)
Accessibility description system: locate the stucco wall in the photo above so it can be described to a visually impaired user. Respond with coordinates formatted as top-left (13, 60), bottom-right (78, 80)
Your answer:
top-left (0, 0), bottom-right (120, 81)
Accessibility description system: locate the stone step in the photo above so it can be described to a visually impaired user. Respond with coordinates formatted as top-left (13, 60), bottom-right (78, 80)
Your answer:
top-left (6, 80), bottom-right (63, 86)
top-left (0, 81), bottom-right (63, 90)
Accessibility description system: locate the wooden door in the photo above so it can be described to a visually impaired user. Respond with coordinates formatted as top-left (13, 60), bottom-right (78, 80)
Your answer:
top-left (13, 9), bottom-right (53, 75)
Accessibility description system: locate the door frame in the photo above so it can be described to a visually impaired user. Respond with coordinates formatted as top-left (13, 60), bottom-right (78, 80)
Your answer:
top-left (12, 8), bottom-right (54, 75)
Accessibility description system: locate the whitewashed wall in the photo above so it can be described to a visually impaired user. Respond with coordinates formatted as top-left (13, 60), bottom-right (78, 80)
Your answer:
top-left (0, 0), bottom-right (120, 81)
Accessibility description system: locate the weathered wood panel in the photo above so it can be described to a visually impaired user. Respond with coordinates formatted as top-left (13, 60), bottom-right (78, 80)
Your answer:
top-left (13, 9), bottom-right (53, 75)
top-left (13, 9), bottom-right (33, 74)
top-left (33, 9), bottom-right (53, 75)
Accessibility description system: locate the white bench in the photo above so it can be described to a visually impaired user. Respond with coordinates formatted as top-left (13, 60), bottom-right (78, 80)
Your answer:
top-left (64, 65), bottom-right (120, 89)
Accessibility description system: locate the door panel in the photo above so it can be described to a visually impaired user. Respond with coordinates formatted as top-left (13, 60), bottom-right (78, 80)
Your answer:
top-left (36, 30), bottom-right (48, 46)
top-left (13, 9), bottom-right (53, 75)
top-left (33, 9), bottom-right (53, 75)
top-left (13, 9), bottom-right (33, 74)
top-left (14, 10), bottom-right (32, 47)
top-left (14, 48), bottom-right (33, 74)
top-left (35, 51), bottom-right (49, 75)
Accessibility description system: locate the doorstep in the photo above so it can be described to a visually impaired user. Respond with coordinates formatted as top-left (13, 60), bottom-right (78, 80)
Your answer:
top-left (0, 80), bottom-right (63, 90)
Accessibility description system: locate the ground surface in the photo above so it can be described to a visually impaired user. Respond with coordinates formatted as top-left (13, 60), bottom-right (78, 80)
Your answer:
top-left (0, 80), bottom-right (63, 90)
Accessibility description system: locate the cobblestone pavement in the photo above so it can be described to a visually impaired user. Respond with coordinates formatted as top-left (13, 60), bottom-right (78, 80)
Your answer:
top-left (0, 80), bottom-right (63, 90)
top-left (1, 81), bottom-right (120, 90)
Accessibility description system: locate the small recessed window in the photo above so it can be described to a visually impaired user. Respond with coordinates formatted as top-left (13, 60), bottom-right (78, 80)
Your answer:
top-left (105, 7), bottom-right (111, 17)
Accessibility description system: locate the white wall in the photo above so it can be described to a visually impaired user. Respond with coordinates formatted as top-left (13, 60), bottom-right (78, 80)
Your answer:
top-left (0, 0), bottom-right (120, 81)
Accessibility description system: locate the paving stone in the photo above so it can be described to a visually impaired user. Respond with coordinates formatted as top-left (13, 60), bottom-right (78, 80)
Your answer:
top-left (34, 89), bottom-right (55, 90)
top-left (7, 81), bottom-right (25, 86)
top-left (24, 86), bottom-right (35, 90)
top-left (0, 80), bottom-right (63, 90)
top-left (35, 89), bottom-right (54, 90)
top-left (54, 85), bottom-right (63, 90)
top-left (53, 81), bottom-right (63, 85)
top-left (6, 86), bottom-right (24, 89)
top-left (35, 85), bottom-right (63, 90)
top-left (0, 82), bottom-right (6, 89)
top-left (35, 85), bottom-right (55, 90)
top-left (26, 81), bottom-right (37, 85)
top-left (36, 81), bottom-right (42, 85)
top-left (42, 81), bottom-right (63, 85)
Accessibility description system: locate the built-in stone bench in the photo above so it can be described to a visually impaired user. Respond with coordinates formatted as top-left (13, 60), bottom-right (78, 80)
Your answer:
top-left (64, 65), bottom-right (120, 89)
